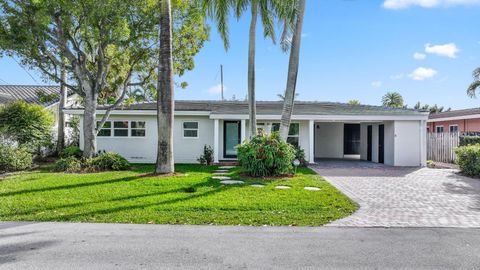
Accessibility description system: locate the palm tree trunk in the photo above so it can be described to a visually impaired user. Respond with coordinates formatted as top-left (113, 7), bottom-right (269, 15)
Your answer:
top-left (248, 3), bottom-right (258, 138)
top-left (155, 0), bottom-right (175, 174)
top-left (56, 63), bottom-right (67, 153)
top-left (279, 0), bottom-right (306, 141)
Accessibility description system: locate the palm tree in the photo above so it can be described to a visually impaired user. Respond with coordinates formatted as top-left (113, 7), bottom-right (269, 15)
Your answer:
top-left (381, 92), bottom-right (404, 108)
top-left (467, 67), bottom-right (480, 98)
top-left (347, 100), bottom-right (360, 105)
top-left (155, 0), bottom-right (175, 174)
top-left (279, 0), bottom-right (305, 141)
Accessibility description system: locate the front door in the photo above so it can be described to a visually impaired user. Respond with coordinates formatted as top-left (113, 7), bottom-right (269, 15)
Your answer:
top-left (224, 121), bottom-right (241, 158)
top-left (378, 124), bottom-right (385, 164)
top-left (367, 125), bottom-right (372, 161)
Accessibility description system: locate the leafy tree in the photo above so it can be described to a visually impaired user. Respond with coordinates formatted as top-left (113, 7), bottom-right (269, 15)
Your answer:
top-left (413, 102), bottom-right (451, 113)
top-left (279, 0), bottom-right (305, 141)
top-left (348, 100), bottom-right (361, 105)
top-left (0, 101), bottom-right (54, 149)
top-left (0, 0), bottom-right (208, 158)
top-left (467, 67), bottom-right (480, 98)
top-left (381, 92), bottom-right (404, 108)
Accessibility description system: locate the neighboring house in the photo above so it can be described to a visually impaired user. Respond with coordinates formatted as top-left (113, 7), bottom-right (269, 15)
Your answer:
top-left (428, 108), bottom-right (480, 133)
top-left (65, 101), bottom-right (429, 167)
top-left (0, 85), bottom-right (79, 142)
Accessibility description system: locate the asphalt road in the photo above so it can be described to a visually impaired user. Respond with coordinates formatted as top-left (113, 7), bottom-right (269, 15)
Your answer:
top-left (0, 222), bottom-right (479, 269)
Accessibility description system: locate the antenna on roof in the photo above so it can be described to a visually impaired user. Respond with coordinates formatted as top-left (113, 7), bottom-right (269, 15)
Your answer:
top-left (220, 64), bottom-right (224, 101)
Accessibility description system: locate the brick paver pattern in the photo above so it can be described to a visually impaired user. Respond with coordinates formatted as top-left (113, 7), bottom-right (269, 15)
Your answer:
top-left (310, 160), bottom-right (480, 227)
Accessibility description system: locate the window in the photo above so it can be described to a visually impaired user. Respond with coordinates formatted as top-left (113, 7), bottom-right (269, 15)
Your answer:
top-left (113, 121), bottom-right (129, 137)
top-left (436, 126), bottom-right (444, 133)
top-left (97, 121), bottom-right (112, 137)
top-left (131, 121), bottom-right (146, 137)
top-left (183, 122), bottom-right (198, 138)
top-left (269, 122), bottom-right (299, 147)
top-left (449, 125), bottom-right (458, 133)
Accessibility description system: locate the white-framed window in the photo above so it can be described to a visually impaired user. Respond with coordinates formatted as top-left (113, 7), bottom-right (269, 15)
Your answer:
top-left (449, 125), bottom-right (459, 133)
top-left (131, 121), bottom-right (146, 137)
top-left (97, 120), bottom-right (146, 137)
top-left (97, 121), bottom-right (112, 137)
top-left (436, 126), bottom-right (444, 133)
top-left (269, 122), bottom-right (300, 147)
top-left (183, 121), bottom-right (199, 138)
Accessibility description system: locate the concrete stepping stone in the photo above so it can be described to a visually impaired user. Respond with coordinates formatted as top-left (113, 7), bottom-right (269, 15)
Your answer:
top-left (275, 185), bottom-right (291, 189)
top-left (212, 176), bottom-right (231, 180)
top-left (219, 166), bottom-right (235, 169)
top-left (220, 180), bottom-right (245, 185)
top-left (304, 187), bottom-right (321, 191)
top-left (251, 184), bottom-right (265, 188)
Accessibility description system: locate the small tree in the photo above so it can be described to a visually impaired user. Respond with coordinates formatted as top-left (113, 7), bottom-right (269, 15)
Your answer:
top-left (0, 101), bottom-right (54, 149)
top-left (347, 100), bottom-right (360, 105)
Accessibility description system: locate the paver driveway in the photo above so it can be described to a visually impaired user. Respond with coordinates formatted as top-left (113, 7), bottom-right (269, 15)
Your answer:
top-left (310, 160), bottom-right (480, 227)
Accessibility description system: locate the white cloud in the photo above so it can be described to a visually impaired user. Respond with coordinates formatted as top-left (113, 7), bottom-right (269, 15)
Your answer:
top-left (207, 84), bottom-right (226, 95)
top-left (425, 43), bottom-right (459, 58)
top-left (383, 0), bottom-right (480, 9)
top-left (409, 67), bottom-right (438, 80)
top-left (371, 81), bottom-right (383, 88)
top-left (390, 73), bottom-right (404, 80)
top-left (413, 52), bottom-right (426, 60)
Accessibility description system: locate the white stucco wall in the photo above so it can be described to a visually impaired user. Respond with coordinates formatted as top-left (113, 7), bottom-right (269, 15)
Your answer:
top-left (314, 122), bottom-right (344, 158)
top-left (80, 115), bottom-right (213, 163)
top-left (384, 121), bottom-right (395, 166)
top-left (393, 120), bottom-right (422, 166)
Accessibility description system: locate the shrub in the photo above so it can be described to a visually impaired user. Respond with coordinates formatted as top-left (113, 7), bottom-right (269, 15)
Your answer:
top-left (236, 132), bottom-right (295, 177)
top-left (86, 152), bottom-right (130, 171)
top-left (60, 146), bottom-right (83, 158)
top-left (52, 156), bottom-right (82, 173)
top-left (455, 145), bottom-right (480, 177)
top-left (0, 101), bottom-right (54, 149)
top-left (197, 145), bottom-right (214, 165)
top-left (0, 144), bottom-right (33, 172)
top-left (459, 135), bottom-right (480, 147)
top-left (294, 146), bottom-right (307, 167)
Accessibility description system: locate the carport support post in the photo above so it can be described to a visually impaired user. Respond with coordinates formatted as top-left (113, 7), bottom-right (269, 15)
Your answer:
top-left (309, 120), bottom-right (315, 164)
top-left (214, 119), bottom-right (219, 163)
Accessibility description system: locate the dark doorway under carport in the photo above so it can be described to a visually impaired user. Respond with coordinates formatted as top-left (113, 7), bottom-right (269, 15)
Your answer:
top-left (343, 124), bottom-right (361, 155)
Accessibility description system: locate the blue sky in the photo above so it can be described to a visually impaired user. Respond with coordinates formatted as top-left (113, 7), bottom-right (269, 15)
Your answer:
top-left (1, 0), bottom-right (480, 109)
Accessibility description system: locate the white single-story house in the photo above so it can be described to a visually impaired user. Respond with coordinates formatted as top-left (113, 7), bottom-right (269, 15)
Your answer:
top-left (65, 100), bottom-right (429, 166)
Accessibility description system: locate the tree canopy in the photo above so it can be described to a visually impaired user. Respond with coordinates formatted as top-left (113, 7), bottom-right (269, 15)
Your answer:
top-left (381, 92), bottom-right (404, 108)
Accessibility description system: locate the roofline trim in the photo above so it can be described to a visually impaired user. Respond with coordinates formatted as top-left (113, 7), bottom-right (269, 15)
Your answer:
top-left (427, 114), bottom-right (480, 122)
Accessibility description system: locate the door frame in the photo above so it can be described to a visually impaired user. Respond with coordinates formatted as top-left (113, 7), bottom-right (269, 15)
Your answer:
top-left (223, 120), bottom-right (241, 158)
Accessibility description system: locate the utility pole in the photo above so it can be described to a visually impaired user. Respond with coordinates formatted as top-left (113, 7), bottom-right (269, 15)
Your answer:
top-left (220, 64), bottom-right (224, 100)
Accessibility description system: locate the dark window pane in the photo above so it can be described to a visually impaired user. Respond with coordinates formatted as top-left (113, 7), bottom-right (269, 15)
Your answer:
top-left (287, 137), bottom-right (299, 148)
top-left (184, 130), bottom-right (198, 137)
top-left (98, 129), bottom-right (111, 137)
top-left (96, 121), bottom-right (111, 129)
top-left (114, 121), bottom-right (129, 128)
top-left (289, 123), bottom-right (299, 136)
top-left (131, 129), bottom-right (146, 137)
top-left (183, 122), bottom-right (198, 129)
top-left (272, 123), bottom-right (280, 132)
top-left (114, 129), bottom-right (128, 137)
top-left (131, 121), bottom-right (146, 129)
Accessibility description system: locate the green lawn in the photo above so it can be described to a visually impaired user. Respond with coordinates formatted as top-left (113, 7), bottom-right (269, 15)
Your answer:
top-left (0, 164), bottom-right (357, 226)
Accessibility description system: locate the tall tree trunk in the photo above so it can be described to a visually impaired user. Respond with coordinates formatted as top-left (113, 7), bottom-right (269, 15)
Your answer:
top-left (155, 0), bottom-right (174, 174)
top-left (279, 0), bottom-right (306, 141)
top-left (248, 3), bottom-right (258, 137)
top-left (56, 64), bottom-right (67, 154)
top-left (83, 87), bottom-right (97, 158)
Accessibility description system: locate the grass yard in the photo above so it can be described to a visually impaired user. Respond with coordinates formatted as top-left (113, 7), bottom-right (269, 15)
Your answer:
top-left (0, 164), bottom-right (357, 226)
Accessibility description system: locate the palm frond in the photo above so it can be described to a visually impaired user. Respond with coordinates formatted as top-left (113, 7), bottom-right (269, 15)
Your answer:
top-left (467, 80), bottom-right (480, 98)
top-left (258, 0), bottom-right (276, 43)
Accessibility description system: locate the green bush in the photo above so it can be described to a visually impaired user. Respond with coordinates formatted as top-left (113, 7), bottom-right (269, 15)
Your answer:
top-left (294, 146), bottom-right (307, 167)
top-left (52, 156), bottom-right (82, 173)
top-left (86, 152), bottom-right (130, 171)
top-left (59, 146), bottom-right (83, 158)
top-left (197, 145), bottom-right (214, 165)
top-left (0, 144), bottom-right (33, 172)
top-left (459, 136), bottom-right (480, 147)
top-left (0, 101), bottom-right (54, 149)
top-left (455, 145), bottom-right (480, 177)
top-left (236, 132), bottom-right (296, 177)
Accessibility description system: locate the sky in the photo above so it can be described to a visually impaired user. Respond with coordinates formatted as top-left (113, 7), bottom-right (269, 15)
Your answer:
top-left (1, 0), bottom-right (480, 109)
